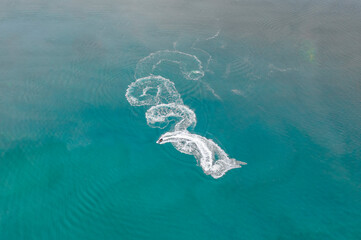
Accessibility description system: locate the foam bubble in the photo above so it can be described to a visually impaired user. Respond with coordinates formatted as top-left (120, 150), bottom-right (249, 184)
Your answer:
top-left (135, 50), bottom-right (204, 81)
top-left (146, 103), bottom-right (196, 131)
top-left (125, 76), bottom-right (183, 106)
top-left (157, 131), bottom-right (247, 179)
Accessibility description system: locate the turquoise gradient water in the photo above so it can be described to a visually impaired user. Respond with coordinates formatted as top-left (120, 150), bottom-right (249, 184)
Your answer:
top-left (1, 0), bottom-right (361, 239)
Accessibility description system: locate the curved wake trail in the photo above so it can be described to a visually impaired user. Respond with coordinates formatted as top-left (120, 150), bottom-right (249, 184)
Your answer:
top-left (125, 76), bottom-right (183, 106)
top-left (157, 131), bottom-right (246, 179)
top-left (135, 50), bottom-right (204, 81)
top-left (146, 103), bottom-right (196, 131)
top-left (126, 49), bottom-right (246, 179)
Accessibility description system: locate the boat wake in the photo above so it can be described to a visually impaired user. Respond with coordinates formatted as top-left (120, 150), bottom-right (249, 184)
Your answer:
top-left (125, 76), bottom-right (182, 106)
top-left (135, 50), bottom-right (204, 81)
top-left (146, 103), bottom-right (196, 131)
top-left (126, 49), bottom-right (246, 179)
top-left (157, 131), bottom-right (246, 179)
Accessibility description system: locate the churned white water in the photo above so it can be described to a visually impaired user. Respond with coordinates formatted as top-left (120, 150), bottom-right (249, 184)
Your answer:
top-left (126, 50), bottom-right (246, 178)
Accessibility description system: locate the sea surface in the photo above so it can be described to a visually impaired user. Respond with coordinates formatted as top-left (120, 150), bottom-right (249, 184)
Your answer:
top-left (1, 0), bottom-right (361, 239)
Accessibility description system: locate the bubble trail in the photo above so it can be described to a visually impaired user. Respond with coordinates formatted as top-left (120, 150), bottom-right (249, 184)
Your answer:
top-left (146, 103), bottom-right (196, 131)
top-left (157, 131), bottom-right (247, 179)
top-left (135, 50), bottom-right (204, 81)
top-left (125, 76), bottom-right (183, 106)
top-left (125, 49), bottom-right (246, 179)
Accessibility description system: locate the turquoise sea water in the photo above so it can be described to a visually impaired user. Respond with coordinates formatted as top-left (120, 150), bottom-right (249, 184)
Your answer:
top-left (1, 0), bottom-right (361, 239)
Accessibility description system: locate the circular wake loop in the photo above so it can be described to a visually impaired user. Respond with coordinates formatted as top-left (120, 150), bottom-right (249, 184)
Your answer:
top-left (135, 50), bottom-right (204, 81)
top-left (146, 103), bottom-right (196, 131)
top-left (125, 49), bottom-right (246, 179)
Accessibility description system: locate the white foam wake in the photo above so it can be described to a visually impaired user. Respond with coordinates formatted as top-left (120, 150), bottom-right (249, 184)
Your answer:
top-left (126, 49), bottom-right (246, 179)
top-left (135, 50), bottom-right (204, 81)
top-left (146, 103), bottom-right (196, 131)
top-left (157, 131), bottom-right (247, 179)
top-left (125, 76), bottom-right (183, 106)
